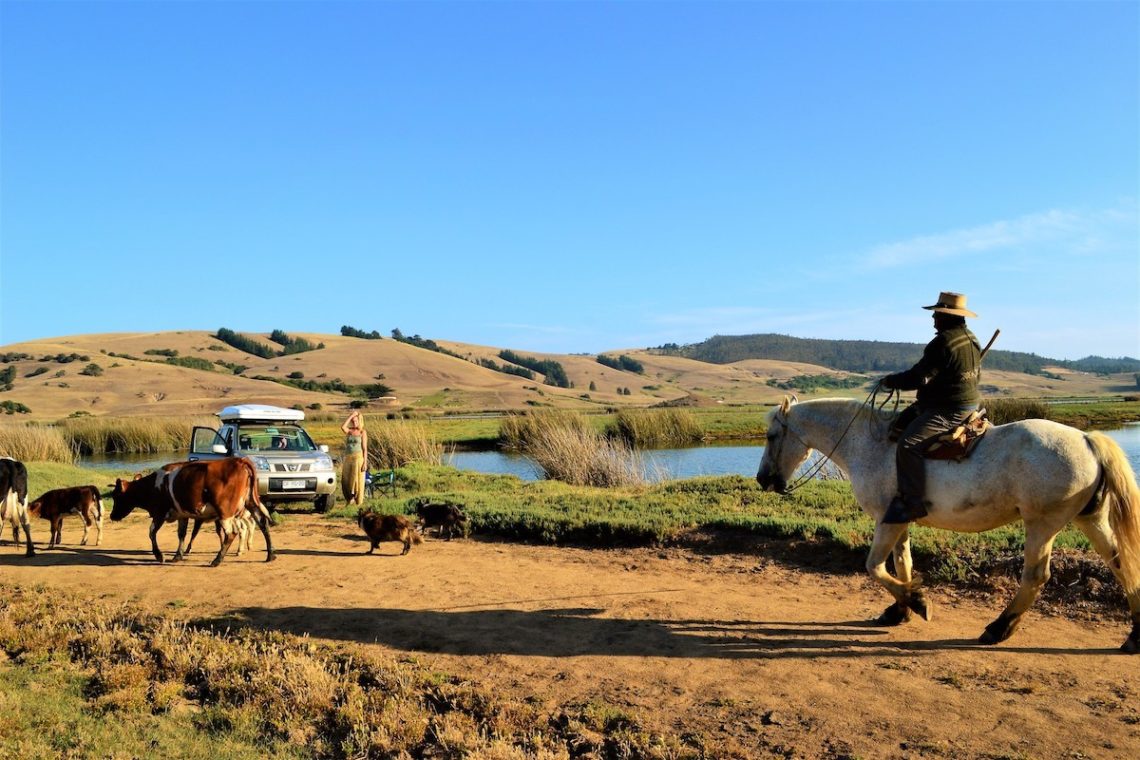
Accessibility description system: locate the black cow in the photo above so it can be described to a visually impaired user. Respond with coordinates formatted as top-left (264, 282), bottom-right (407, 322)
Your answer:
top-left (0, 457), bottom-right (34, 556)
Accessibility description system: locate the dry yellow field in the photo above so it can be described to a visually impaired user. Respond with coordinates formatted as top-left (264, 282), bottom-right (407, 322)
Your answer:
top-left (0, 330), bottom-right (1132, 420)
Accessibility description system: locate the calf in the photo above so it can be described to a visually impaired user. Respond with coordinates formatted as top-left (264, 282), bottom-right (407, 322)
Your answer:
top-left (0, 457), bottom-right (34, 556)
top-left (110, 457), bottom-right (274, 566)
top-left (28, 485), bottom-right (103, 548)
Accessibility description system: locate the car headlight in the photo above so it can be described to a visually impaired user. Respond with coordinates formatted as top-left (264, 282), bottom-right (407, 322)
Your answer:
top-left (250, 456), bottom-right (271, 471)
top-left (314, 454), bottom-right (333, 470)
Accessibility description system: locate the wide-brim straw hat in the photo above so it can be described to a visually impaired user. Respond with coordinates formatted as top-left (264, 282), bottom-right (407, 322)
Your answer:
top-left (922, 291), bottom-right (977, 317)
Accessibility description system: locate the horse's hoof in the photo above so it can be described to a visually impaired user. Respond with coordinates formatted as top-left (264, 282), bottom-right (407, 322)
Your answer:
top-left (979, 614), bottom-right (1019, 645)
top-left (875, 602), bottom-right (913, 626)
top-left (905, 592), bottom-right (933, 622)
top-left (1121, 623), bottom-right (1139, 654)
top-left (265, 551), bottom-right (277, 562)
top-left (209, 559), bottom-right (222, 568)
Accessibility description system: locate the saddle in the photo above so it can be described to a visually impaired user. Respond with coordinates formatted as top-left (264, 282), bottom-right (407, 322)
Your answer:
top-left (919, 408), bottom-right (991, 461)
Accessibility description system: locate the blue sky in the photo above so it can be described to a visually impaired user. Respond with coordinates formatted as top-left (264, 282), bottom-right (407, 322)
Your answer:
top-left (2, 0), bottom-right (1137, 360)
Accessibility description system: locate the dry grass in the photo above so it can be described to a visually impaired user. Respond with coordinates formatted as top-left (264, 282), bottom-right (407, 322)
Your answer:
top-left (0, 582), bottom-right (714, 759)
top-left (365, 420), bottom-right (444, 468)
top-left (0, 422), bottom-right (76, 463)
top-left (611, 408), bottom-right (704, 448)
top-left (525, 424), bottom-right (646, 488)
top-left (498, 410), bottom-right (594, 451)
top-left (58, 414), bottom-right (214, 455)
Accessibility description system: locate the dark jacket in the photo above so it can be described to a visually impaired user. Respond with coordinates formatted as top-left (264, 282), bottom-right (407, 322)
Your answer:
top-left (884, 325), bottom-right (981, 409)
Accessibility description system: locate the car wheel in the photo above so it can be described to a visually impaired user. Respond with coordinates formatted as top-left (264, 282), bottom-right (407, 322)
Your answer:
top-left (314, 493), bottom-right (336, 513)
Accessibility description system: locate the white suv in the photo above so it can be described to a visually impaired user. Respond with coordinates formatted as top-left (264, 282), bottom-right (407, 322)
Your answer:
top-left (190, 404), bottom-right (338, 512)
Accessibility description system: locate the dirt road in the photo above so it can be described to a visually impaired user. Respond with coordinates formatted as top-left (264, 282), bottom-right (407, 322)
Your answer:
top-left (2, 513), bottom-right (1137, 758)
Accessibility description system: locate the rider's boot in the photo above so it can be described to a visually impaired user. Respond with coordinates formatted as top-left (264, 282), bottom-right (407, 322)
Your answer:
top-left (882, 494), bottom-right (929, 524)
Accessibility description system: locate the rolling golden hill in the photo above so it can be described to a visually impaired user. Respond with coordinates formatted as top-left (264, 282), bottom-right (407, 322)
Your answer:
top-left (0, 330), bottom-right (1132, 421)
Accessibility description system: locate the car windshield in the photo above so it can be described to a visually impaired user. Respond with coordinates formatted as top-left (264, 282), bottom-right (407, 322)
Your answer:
top-left (235, 424), bottom-right (318, 453)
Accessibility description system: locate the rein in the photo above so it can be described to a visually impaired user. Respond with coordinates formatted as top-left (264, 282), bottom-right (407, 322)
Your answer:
top-left (771, 383), bottom-right (900, 493)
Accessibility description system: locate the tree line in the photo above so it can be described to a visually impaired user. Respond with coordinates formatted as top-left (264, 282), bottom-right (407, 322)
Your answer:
top-left (661, 333), bottom-right (1140, 375)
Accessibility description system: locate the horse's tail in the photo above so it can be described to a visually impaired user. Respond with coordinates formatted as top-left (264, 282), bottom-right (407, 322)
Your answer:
top-left (1087, 431), bottom-right (1140, 594)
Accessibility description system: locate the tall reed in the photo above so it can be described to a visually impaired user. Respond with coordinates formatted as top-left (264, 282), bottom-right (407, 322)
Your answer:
top-left (0, 423), bottom-right (76, 463)
top-left (525, 424), bottom-right (644, 487)
top-left (982, 398), bottom-right (1050, 426)
top-left (366, 421), bottom-right (444, 468)
top-left (58, 415), bottom-right (214, 455)
top-left (498, 410), bottom-right (592, 451)
top-left (610, 408), bottom-right (704, 448)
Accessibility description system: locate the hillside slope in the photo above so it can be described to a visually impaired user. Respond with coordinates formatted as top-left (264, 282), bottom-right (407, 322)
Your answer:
top-left (0, 330), bottom-right (1133, 421)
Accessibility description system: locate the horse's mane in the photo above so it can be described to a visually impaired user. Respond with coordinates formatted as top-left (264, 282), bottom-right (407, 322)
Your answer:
top-left (771, 397), bottom-right (897, 441)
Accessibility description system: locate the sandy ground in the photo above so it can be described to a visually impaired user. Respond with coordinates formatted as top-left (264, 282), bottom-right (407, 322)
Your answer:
top-left (1, 513), bottom-right (1138, 759)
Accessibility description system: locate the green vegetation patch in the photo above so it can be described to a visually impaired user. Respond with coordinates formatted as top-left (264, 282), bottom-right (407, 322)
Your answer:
top-left (499, 349), bottom-right (571, 388)
top-left (766, 373), bottom-right (869, 393)
top-left (597, 354), bottom-right (645, 374)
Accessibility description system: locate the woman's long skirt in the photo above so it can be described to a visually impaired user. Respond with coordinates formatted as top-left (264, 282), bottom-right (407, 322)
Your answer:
top-left (341, 451), bottom-right (364, 505)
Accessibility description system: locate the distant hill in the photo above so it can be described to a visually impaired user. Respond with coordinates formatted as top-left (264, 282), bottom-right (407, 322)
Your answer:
top-left (0, 329), bottom-right (1135, 420)
top-left (660, 334), bottom-right (1140, 375)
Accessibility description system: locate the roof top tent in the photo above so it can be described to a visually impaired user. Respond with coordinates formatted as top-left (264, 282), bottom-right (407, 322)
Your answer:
top-left (218, 404), bottom-right (306, 423)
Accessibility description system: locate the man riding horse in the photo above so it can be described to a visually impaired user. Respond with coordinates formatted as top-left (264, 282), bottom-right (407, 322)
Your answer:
top-left (880, 291), bottom-right (982, 524)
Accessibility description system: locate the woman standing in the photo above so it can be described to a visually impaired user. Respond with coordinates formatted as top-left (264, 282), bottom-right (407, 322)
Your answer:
top-left (340, 410), bottom-right (368, 505)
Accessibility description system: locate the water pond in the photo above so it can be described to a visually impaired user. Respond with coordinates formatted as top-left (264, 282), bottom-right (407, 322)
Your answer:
top-left (80, 425), bottom-right (1140, 484)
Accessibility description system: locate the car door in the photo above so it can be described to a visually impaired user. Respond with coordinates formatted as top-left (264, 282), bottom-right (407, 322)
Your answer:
top-left (189, 426), bottom-right (228, 462)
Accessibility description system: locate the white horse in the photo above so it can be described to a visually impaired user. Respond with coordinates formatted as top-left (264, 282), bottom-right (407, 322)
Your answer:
top-left (755, 397), bottom-right (1140, 652)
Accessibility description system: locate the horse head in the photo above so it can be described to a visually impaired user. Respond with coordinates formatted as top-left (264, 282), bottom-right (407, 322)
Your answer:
top-left (756, 396), bottom-right (812, 494)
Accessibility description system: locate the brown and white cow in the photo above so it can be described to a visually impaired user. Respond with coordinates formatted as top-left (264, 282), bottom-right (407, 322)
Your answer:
top-left (110, 457), bottom-right (275, 566)
top-left (132, 463), bottom-right (258, 560)
top-left (28, 485), bottom-right (103, 548)
top-left (1, 457), bottom-right (34, 556)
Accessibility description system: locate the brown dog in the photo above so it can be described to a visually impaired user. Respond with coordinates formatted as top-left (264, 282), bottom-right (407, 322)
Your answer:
top-left (358, 511), bottom-right (422, 555)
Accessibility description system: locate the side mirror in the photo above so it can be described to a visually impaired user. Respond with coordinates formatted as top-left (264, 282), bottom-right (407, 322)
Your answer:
top-left (212, 444), bottom-right (228, 455)
top-left (319, 444), bottom-right (329, 453)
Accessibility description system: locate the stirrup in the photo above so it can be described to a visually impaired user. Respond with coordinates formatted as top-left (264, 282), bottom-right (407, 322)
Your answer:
top-left (882, 496), bottom-right (928, 524)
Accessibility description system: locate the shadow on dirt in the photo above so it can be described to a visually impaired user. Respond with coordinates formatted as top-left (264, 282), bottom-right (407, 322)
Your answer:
top-left (198, 604), bottom-right (1114, 660)
top-left (0, 545), bottom-right (156, 567)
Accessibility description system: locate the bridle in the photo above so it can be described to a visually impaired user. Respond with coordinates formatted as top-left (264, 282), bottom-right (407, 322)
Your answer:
top-left (765, 383), bottom-right (901, 494)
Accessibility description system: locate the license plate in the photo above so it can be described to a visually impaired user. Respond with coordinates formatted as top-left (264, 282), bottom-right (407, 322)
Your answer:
top-left (281, 480), bottom-right (306, 490)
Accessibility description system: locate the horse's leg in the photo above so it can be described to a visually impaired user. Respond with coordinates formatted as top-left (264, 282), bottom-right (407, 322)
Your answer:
top-left (867, 522), bottom-right (931, 621)
top-left (877, 532), bottom-right (916, 626)
top-left (1074, 511), bottom-right (1140, 653)
top-left (149, 518), bottom-right (164, 563)
top-left (980, 524), bottom-right (1058, 645)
